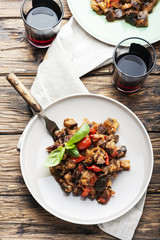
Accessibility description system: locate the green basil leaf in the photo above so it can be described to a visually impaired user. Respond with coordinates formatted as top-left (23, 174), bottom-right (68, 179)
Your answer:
top-left (65, 143), bottom-right (76, 150)
top-left (43, 147), bottom-right (65, 167)
top-left (67, 146), bottom-right (79, 157)
top-left (67, 123), bottom-right (90, 145)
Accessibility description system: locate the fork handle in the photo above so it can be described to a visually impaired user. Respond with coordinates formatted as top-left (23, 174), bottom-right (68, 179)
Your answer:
top-left (6, 73), bottom-right (42, 113)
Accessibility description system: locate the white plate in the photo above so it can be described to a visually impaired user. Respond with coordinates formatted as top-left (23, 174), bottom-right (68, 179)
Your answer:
top-left (67, 0), bottom-right (160, 46)
top-left (21, 94), bottom-right (153, 224)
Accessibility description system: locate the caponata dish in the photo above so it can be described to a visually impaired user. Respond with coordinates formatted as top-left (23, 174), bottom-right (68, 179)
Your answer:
top-left (44, 118), bottom-right (130, 205)
top-left (91, 0), bottom-right (158, 27)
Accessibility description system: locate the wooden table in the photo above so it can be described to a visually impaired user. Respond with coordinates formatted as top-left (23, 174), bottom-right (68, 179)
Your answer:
top-left (0, 1), bottom-right (160, 239)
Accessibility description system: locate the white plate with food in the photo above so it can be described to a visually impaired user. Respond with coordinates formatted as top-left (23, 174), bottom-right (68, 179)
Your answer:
top-left (20, 94), bottom-right (153, 224)
top-left (67, 0), bottom-right (160, 46)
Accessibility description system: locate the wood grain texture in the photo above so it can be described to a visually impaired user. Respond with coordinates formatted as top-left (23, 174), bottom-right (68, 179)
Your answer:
top-left (0, 0), bottom-right (71, 18)
top-left (0, 0), bottom-right (160, 239)
top-left (0, 75), bottom-right (160, 133)
top-left (0, 15), bottom-right (160, 75)
top-left (0, 194), bottom-right (159, 239)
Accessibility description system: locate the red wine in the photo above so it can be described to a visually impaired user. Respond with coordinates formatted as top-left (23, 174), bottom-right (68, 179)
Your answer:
top-left (26, 6), bottom-right (59, 29)
top-left (113, 53), bottom-right (149, 92)
top-left (22, 0), bottom-right (63, 48)
top-left (117, 54), bottom-right (147, 76)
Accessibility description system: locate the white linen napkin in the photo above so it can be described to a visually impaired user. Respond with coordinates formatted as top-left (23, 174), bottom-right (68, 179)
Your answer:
top-left (18, 17), bottom-right (146, 240)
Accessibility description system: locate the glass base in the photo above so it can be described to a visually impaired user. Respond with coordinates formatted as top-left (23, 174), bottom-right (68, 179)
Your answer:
top-left (27, 38), bottom-right (51, 48)
top-left (112, 80), bottom-right (141, 93)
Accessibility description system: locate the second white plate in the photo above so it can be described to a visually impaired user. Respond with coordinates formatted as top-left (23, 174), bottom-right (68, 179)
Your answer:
top-left (67, 0), bottom-right (160, 46)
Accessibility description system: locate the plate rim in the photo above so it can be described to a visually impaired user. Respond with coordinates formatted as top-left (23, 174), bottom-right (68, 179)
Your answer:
top-left (20, 93), bottom-right (154, 224)
top-left (67, 0), bottom-right (160, 46)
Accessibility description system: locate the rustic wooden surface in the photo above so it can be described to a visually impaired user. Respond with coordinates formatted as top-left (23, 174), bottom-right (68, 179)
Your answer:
top-left (0, 0), bottom-right (160, 239)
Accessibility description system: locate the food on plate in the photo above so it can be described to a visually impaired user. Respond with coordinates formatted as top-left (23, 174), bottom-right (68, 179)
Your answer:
top-left (91, 0), bottom-right (158, 27)
top-left (44, 118), bottom-right (130, 204)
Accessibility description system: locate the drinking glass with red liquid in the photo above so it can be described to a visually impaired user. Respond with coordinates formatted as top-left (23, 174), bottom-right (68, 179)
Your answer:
top-left (21, 0), bottom-right (64, 48)
top-left (112, 37), bottom-right (156, 93)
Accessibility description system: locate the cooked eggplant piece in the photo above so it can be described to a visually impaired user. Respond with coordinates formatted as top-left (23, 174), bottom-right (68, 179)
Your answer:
top-left (95, 176), bottom-right (106, 191)
top-left (97, 189), bottom-right (114, 204)
top-left (116, 145), bottom-right (127, 158)
top-left (66, 159), bottom-right (77, 170)
top-left (64, 118), bottom-right (77, 129)
top-left (91, 0), bottom-right (100, 12)
top-left (64, 172), bottom-right (74, 186)
top-left (73, 187), bottom-right (83, 196)
top-left (98, 1), bottom-right (108, 13)
top-left (108, 159), bottom-right (120, 173)
top-left (55, 128), bottom-right (67, 139)
top-left (93, 147), bottom-right (107, 165)
top-left (97, 123), bottom-right (107, 134)
top-left (85, 146), bottom-right (107, 165)
top-left (120, 0), bottom-right (131, 3)
top-left (142, 0), bottom-right (158, 13)
top-left (89, 187), bottom-right (96, 199)
top-left (105, 140), bottom-right (116, 155)
top-left (115, 9), bottom-right (125, 19)
top-left (136, 10), bottom-right (148, 27)
top-left (120, 160), bottom-right (130, 170)
top-left (106, 8), bottom-right (116, 22)
top-left (121, 3), bottom-right (132, 10)
top-left (46, 142), bottom-right (60, 153)
top-left (111, 1), bottom-right (121, 8)
top-left (103, 118), bottom-right (119, 134)
top-left (125, 16), bottom-right (137, 26)
top-left (125, 8), bottom-right (139, 18)
top-left (63, 134), bottom-right (72, 143)
top-left (131, 0), bottom-right (141, 10)
top-left (61, 181), bottom-right (73, 193)
top-left (107, 134), bottom-right (119, 143)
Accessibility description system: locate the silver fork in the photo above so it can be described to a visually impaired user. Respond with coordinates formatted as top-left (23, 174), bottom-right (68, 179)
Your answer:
top-left (6, 73), bottom-right (59, 141)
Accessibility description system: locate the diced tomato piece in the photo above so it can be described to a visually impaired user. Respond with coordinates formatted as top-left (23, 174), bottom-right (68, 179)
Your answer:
top-left (98, 197), bottom-right (108, 204)
top-left (78, 163), bottom-right (84, 173)
top-left (89, 174), bottom-right (97, 186)
top-left (89, 134), bottom-right (101, 142)
top-left (86, 165), bottom-right (101, 172)
top-left (77, 136), bottom-right (91, 150)
top-left (105, 152), bottom-right (110, 165)
top-left (104, 135), bottom-right (108, 141)
top-left (72, 154), bottom-right (85, 163)
top-left (98, 191), bottom-right (115, 204)
top-left (81, 187), bottom-right (92, 197)
top-left (89, 127), bottom-right (96, 134)
top-left (105, 156), bottom-right (109, 165)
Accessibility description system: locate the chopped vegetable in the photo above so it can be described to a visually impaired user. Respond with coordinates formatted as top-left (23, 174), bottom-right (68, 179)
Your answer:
top-left (46, 117), bottom-right (130, 205)
top-left (90, 127), bottom-right (96, 134)
top-left (72, 155), bottom-right (85, 163)
top-left (76, 136), bottom-right (92, 150)
top-left (81, 187), bottom-right (92, 197)
top-left (86, 165), bottom-right (102, 172)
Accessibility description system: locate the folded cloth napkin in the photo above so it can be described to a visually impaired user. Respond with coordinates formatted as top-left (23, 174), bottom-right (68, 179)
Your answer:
top-left (18, 16), bottom-right (146, 240)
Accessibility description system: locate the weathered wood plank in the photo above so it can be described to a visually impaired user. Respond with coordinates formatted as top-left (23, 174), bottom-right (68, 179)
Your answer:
top-left (0, 75), bottom-right (159, 134)
top-left (0, 194), bottom-right (159, 239)
top-left (0, 18), bottom-right (69, 75)
top-left (0, 0), bottom-right (159, 239)
top-left (0, 134), bottom-right (159, 195)
top-left (0, 18), bottom-right (160, 75)
top-left (0, 0), bottom-right (71, 18)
